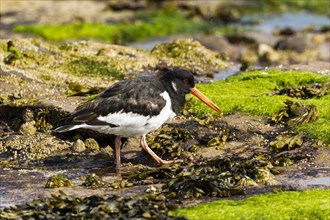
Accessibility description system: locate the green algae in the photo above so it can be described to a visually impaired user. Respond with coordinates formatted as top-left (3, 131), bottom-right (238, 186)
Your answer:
top-left (174, 189), bottom-right (330, 220)
top-left (151, 39), bottom-right (228, 77)
top-left (3, 41), bottom-right (23, 65)
top-left (13, 9), bottom-right (207, 43)
top-left (188, 70), bottom-right (330, 143)
top-left (189, 70), bottom-right (329, 116)
top-left (67, 57), bottom-right (125, 79)
top-left (298, 118), bottom-right (330, 145)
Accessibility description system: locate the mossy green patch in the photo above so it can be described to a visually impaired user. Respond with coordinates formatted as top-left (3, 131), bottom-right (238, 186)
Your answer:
top-left (151, 39), bottom-right (229, 76)
top-left (174, 189), bottom-right (330, 220)
top-left (188, 70), bottom-right (330, 143)
top-left (67, 56), bottom-right (125, 78)
top-left (13, 9), bottom-right (207, 43)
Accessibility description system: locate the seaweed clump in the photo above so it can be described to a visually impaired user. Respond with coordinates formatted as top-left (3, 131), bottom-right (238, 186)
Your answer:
top-left (272, 100), bottom-right (319, 126)
top-left (269, 82), bottom-right (329, 99)
top-left (123, 154), bottom-right (277, 200)
top-left (165, 155), bottom-right (276, 199)
top-left (270, 133), bottom-right (303, 152)
top-left (147, 125), bottom-right (194, 159)
top-left (147, 118), bottom-right (228, 160)
top-left (0, 155), bottom-right (284, 218)
top-left (3, 41), bottom-right (23, 65)
top-left (82, 173), bottom-right (106, 188)
top-left (45, 175), bottom-right (72, 188)
top-left (0, 191), bottom-right (186, 220)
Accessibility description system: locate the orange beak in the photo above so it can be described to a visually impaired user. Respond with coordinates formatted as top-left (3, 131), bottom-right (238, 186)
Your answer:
top-left (190, 87), bottom-right (222, 113)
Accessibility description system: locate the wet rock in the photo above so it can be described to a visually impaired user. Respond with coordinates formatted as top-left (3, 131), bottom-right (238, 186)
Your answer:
top-left (84, 138), bottom-right (100, 151)
top-left (195, 34), bottom-right (239, 60)
top-left (175, 1), bottom-right (219, 21)
top-left (72, 139), bottom-right (86, 153)
top-left (226, 35), bottom-right (257, 46)
top-left (258, 43), bottom-right (280, 64)
top-left (101, 145), bottom-right (114, 155)
top-left (312, 33), bottom-right (326, 45)
top-left (274, 35), bottom-right (308, 53)
top-left (18, 121), bottom-right (37, 136)
top-left (239, 48), bottom-right (258, 63)
top-left (215, 6), bottom-right (241, 23)
top-left (273, 27), bottom-right (297, 36)
top-left (0, 133), bottom-right (70, 161)
top-left (240, 61), bottom-right (255, 72)
top-left (245, 32), bottom-right (279, 47)
top-left (320, 25), bottom-right (330, 33)
top-left (105, 0), bottom-right (148, 11)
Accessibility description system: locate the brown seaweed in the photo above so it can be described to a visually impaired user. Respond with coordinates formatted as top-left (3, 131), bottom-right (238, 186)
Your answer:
top-left (272, 100), bottom-right (319, 125)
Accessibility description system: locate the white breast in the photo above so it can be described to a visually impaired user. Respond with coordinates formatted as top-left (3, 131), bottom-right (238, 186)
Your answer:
top-left (74, 91), bottom-right (176, 137)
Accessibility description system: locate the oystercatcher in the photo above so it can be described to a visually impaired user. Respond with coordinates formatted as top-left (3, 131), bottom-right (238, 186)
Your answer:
top-left (54, 67), bottom-right (221, 171)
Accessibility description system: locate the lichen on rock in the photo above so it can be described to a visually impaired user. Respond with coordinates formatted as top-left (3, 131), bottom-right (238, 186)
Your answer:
top-left (151, 38), bottom-right (230, 77)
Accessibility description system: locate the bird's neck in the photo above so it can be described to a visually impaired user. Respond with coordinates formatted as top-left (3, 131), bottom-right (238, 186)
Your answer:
top-left (159, 77), bottom-right (185, 114)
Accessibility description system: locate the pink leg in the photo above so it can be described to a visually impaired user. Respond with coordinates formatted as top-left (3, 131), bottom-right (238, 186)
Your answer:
top-left (115, 136), bottom-right (121, 172)
top-left (140, 135), bottom-right (183, 165)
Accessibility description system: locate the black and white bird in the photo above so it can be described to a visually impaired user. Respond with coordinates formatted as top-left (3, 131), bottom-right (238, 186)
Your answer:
top-left (54, 67), bottom-right (221, 171)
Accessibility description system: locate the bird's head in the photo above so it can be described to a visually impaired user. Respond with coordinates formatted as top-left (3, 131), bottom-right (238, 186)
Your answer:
top-left (160, 67), bottom-right (222, 113)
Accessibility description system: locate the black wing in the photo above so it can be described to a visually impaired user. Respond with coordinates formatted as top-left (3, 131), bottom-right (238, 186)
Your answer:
top-left (60, 76), bottom-right (166, 127)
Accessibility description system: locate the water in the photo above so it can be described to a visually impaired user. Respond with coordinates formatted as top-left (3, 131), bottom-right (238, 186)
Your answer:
top-left (303, 177), bottom-right (330, 186)
top-left (214, 65), bottom-right (241, 80)
top-left (128, 11), bottom-right (329, 82)
top-left (130, 11), bottom-right (329, 51)
top-left (245, 11), bottom-right (330, 34)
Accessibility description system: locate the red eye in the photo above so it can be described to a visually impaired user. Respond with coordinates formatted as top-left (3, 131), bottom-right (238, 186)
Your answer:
top-left (183, 79), bottom-right (189, 84)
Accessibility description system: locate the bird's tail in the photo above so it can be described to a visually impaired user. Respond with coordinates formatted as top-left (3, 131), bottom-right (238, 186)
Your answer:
top-left (53, 125), bottom-right (76, 133)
